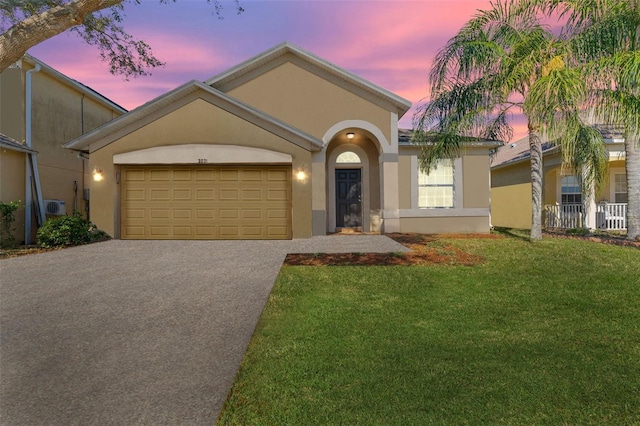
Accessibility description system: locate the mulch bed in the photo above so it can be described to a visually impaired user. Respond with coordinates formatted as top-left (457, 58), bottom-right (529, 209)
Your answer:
top-left (284, 230), bottom-right (640, 267)
top-left (284, 233), bottom-right (494, 267)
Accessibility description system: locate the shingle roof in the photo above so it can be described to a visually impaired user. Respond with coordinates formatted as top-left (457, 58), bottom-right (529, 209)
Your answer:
top-left (490, 136), bottom-right (558, 168)
top-left (594, 124), bottom-right (625, 140)
top-left (0, 133), bottom-right (37, 154)
top-left (490, 125), bottom-right (625, 169)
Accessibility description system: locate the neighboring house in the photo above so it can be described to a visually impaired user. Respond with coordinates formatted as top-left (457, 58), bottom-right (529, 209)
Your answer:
top-left (491, 126), bottom-right (627, 231)
top-left (64, 42), bottom-right (501, 240)
top-left (0, 54), bottom-right (126, 243)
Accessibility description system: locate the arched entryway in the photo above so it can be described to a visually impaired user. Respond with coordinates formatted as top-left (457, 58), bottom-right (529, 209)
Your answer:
top-left (325, 129), bottom-right (382, 233)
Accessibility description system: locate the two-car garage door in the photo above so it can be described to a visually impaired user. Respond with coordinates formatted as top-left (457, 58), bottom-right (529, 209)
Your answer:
top-left (120, 165), bottom-right (291, 239)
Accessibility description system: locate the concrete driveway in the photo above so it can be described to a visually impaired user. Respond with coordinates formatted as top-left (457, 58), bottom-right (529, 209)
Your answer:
top-left (0, 236), bottom-right (408, 425)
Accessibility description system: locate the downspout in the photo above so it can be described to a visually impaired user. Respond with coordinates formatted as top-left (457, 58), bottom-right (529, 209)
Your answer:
top-left (25, 63), bottom-right (41, 244)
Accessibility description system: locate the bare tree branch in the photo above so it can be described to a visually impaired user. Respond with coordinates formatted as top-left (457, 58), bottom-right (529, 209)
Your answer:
top-left (0, 0), bottom-right (122, 71)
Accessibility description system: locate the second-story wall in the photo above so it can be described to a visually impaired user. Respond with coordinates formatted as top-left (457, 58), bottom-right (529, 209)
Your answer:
top-left (0, 57), bottom-right (124, 243)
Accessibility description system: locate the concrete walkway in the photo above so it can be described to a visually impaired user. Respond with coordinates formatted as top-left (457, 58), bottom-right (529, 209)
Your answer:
top-left (0, 235), bottom-right (408, 425)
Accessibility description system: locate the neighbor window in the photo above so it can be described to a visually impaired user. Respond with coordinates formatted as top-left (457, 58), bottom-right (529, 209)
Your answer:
top-left (561, 175), bottom-right (582, 204)
top-left (418, 159), bottom-right (454, 208)
top-left (615, 174), bottom-right (627, 203)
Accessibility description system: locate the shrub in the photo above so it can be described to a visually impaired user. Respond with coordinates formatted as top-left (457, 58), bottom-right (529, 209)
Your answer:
top-left (36, 213), bottom-right (109, 248)
top-left (0, 200), bottom-right (21, 248)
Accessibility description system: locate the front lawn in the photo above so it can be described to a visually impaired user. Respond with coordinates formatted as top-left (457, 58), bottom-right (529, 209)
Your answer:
top-left (218, 232), bottom-right (640, 425)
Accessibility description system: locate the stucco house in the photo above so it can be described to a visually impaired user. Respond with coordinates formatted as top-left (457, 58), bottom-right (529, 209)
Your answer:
top-left (0, 54), bottom-right (126, 243)
top-left (491, 127), bottom-right (627, 231)
top-left (64, 42), bottom-right (500, 240)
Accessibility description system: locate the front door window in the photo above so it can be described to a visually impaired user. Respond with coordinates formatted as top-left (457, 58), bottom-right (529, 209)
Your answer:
top-left (335, 169), bottom-right (362, 227)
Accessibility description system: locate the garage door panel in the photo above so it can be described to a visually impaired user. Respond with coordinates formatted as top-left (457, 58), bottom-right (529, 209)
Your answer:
top-left (219, 169), bottom-right (239, 181)
top-left (242, 209), bottom-right (262, 219)
top-left (150, 169), bottom-right (171, 181)
top-left (195, 209), bottom-right (215, 220)
top-left (172, 169), bottom-right (191, 180)
top-left (173, 209), bottom-right (192, 219)
top-left (242, 169), bottom-right (263, 180)
top-left (195, 226), bottom-right (215, 237)
top-left (196, 189), bottom-right (215, 200)
top-left (268, 169), bottom-right (289, 181)
top-left (150, 189), bottom-right (170, 201)
top-left (172, 189), bottom-right (192, 200)
top-left (195, 169), bottom-right (216, 181)
top-left (121, 165), bottom-right (291, 240)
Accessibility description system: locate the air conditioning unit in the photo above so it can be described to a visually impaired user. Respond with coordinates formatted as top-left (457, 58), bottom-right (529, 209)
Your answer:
top-left (44, 199), bottom-right (66, 216)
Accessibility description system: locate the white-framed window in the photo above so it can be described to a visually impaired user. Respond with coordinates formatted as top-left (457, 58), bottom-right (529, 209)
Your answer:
top-left (614, 174), bottom-right (627, 203)
top-left (418, 159), bottom-right (454, 208)
top-left (561, 175), bottom-right (582, 204)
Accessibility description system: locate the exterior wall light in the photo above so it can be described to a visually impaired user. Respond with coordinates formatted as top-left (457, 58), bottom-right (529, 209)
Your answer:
top-left (296, 170), bottom-right (307, 181)
top-left (346, 132), bottom-right (355, 139)
top-left (93, 166), bottom-right (104, 182)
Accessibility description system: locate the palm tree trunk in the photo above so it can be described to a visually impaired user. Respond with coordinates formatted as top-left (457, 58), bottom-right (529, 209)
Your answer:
top-left (625, 134), bottom-right (640, 240)
top-left (529, 125), bottom-right (544, 240)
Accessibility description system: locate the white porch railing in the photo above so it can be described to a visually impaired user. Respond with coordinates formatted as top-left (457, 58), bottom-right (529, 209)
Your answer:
top-left (596, 203), bottom-right (627, 231)
top-left (544, 204), bottom-right (584, 229)
top-left (544, 203), bottom-right (628, 230)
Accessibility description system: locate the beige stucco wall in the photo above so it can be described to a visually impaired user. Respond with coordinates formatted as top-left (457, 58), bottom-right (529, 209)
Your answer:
top-left (31, 66), bottom-right (119, 218)
top-left (597, 160), bottom-right (626, 202)
top-left (0, 149), bottom-right (27, 240)
top-left (463, 153), bottom-right (491, 208)
top-left (398, 154), bottom-right (412, 210)
top-left (490, 183), bottom-right (532, 229)
top-left (400, 216), bottom-right (490, 234)
top-left (1, 61), bottom-right (121, 242)
top-left (0, 68), bottom-right (24, 141)
top-left (224, 57), bottom-right (392, 143)
top-left (90, 97), bottom-right (313, 238)
top-left (491, 162), bottom-right (531, 188)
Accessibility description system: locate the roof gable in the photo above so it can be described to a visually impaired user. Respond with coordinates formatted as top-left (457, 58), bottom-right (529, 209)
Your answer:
top-left (205, 42), bottom-right (411, 118)
top-left (63, 80), bottom-right (323, 153)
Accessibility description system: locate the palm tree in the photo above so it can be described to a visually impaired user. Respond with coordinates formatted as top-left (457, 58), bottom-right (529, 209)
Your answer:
top-left (414, 0), bottom-right (608, 240)
top-left (526, 0), bottom-right (640, 239)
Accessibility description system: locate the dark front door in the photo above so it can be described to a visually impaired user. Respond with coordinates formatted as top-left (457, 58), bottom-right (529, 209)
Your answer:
top-left (335, 169), bottom-right (362, 228)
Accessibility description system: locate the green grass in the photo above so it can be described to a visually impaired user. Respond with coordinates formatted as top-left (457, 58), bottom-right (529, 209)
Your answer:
top-left (218, 233), bottom-right (640, 425)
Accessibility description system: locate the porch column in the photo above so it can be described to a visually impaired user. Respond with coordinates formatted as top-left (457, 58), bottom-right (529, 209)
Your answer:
top-left (380, 154), bottom-right (400, 232)
top-left (583, 178), bottom-right (597, 230)
top-left (311, 151), bottom-right (327, 236)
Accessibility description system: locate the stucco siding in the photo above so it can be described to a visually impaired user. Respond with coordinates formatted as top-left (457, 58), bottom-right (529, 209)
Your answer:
top-left (1, 60), bottom-right (122, 242)
top-left (0, 68), bottom-right (24, 142)
top-left (400, 216), bottom-right (490, 234)
top-left (463, 154), bottom-right (490, 208)
top-left (398, 154), bottom-right (412, 209)
top-left (0, 149), bottom-right (26, 241)
top-left (225, 58), bottom-right (392, 143)
top-left (491, 162), bottom-right (531, 187)
top-left (491, 183), bottom-right (532, 229)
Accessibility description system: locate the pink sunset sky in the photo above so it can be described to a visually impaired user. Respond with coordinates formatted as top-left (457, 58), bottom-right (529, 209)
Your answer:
top-left (29, 0), bottom-right (527, 140)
